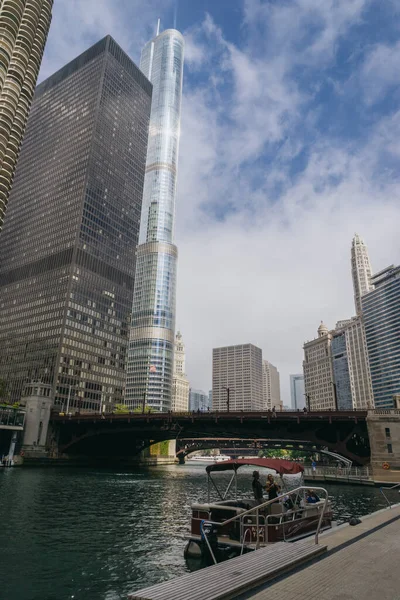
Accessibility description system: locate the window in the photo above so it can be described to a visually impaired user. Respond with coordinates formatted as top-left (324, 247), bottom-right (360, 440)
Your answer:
top-left (385, 427), bottom-right (391, 438)
top-left (387, 444), bottom-right (393, 454)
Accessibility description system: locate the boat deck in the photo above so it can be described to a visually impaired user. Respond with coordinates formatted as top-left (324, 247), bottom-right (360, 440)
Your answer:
top-left (128, 539), bottom-right (327, 600)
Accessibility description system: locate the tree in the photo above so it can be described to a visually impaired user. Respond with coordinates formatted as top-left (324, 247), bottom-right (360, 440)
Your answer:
top-left (132, 405), bottom-right (154, 413)
top-left (114, 403), bottom-right (130, 414)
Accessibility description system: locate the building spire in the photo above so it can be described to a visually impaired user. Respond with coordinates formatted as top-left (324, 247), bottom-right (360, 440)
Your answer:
top-left (351, 233), bottom-right (373, 315)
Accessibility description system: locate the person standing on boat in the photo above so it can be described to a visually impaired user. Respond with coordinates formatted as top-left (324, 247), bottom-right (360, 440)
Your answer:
top-left (266, 474), bottom-right (280, 500)
top-left (252, 471), bottom-right (264, 503)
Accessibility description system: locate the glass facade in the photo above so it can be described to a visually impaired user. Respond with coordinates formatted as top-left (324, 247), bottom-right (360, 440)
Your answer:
top-left (331, 332), bottom-right (353, 410)
top-left (126, 29), bottom-right (184, 411)
top-left (0, 37), bottom-right (152, 409)
top-left (189, 388), bottom-right (209, 412)
top-left (362, 266), bottom-right (400, 408)
top-left (0, 0), bottom-right (53, 230)
top-left (290, 374), bottom-right (305, 410)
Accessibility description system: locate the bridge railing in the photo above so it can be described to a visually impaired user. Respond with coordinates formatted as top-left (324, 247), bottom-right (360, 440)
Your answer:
top-left (304, 465), bottom-right (371, 480)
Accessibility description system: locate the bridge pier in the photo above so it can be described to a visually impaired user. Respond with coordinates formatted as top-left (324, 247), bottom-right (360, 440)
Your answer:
top-left (367, 410), bottom-right (400, 482)
top-left (20, 382), bottom-right (53, 460)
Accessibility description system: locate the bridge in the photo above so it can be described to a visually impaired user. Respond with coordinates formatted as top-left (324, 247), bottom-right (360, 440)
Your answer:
top-left (49, 410), bottom-right (371, 465)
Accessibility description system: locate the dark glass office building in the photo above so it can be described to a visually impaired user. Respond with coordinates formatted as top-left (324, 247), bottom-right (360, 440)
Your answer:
top-left (0, 36), bottom-right (152, 409)
top-left (362, 265), bottom-right (400, 408)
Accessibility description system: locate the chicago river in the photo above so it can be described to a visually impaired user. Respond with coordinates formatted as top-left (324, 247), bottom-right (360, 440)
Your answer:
top-left (1, 465), bottom-right (398, 600)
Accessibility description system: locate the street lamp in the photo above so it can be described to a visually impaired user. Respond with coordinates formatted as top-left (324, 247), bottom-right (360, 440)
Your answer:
top-left (222, 386), bottom-right (234, 412)
top-left (304, 393), bottom-right (311, 411)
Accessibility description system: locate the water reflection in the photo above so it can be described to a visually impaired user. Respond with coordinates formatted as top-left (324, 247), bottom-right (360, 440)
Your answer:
top-left (0, 465), bottom-right (398, 600)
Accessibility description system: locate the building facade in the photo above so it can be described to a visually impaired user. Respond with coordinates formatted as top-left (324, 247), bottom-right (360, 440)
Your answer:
top-left (0, 0), bottom-right (53, 230)
top-left (362, 265), bottom-right (400, 408)
top-left (290, 374), bottom-right (305, 410)
top-left (125, 28), bottom-right (184, 411)
top-left (0, 37), bottom-right (152, 408)
top-left (331, 329), bottom-right (353, 410)
top-left (351, 233), bottom-right (373, 315)
top-left (262, 360), bottom-right (282, 410)
top-left (189, 388), bottom-right (209, 412)
top-left (171, 331), bottom-right (189, 411)
top-left (303, 323), bottom-right (335, 410)
top-left (342, 317), bottom-right (374, 409)
top-left (212, 344), bottom-right (263, 411)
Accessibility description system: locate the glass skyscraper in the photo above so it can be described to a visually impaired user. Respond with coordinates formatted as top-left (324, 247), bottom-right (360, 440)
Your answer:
top-left (362, 265), bottom-right (400, 408)
top-left (0, 0), bottom-right (53, 230)
top-left (290, 374), bottom-right (305, 410)
top-left (0, 37), bottom-right (152, 408)
top-left (125, 28), bottom-right (184, 411)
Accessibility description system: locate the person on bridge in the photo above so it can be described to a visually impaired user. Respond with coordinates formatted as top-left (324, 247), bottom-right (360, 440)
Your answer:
top-left (252, 471), bottom-right (264, 503)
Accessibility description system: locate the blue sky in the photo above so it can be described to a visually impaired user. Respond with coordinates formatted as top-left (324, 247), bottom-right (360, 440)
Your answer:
top-left (40, 1), bottom-right (400, 403)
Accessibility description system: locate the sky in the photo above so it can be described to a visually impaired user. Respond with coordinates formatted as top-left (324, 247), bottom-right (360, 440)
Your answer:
top-left (39, 0), bottom-right (400, 405)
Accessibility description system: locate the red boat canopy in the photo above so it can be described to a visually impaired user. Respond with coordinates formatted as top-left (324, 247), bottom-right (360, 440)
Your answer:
top-left (206, 458), bottom-right (304, 475)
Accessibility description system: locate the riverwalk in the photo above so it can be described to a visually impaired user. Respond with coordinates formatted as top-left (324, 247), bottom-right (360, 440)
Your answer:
top-left (129, 503), bottom-right (400, 600)
top-left (240, 503), bottom-right (400, 600)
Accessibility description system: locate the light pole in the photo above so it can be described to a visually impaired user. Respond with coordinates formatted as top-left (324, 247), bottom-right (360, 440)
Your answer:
top-left (305, 393), bottom-right (311, 411)
top-left (222, 386), bottom-right (234, 412)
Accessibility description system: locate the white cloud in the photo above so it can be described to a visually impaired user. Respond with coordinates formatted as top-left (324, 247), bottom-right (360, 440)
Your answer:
top-left (360, 40), bottom-right (400, 105)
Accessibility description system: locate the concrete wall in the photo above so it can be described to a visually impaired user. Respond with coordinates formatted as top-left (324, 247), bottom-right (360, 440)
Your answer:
top-left (367, 410), bottom-right (400, 482)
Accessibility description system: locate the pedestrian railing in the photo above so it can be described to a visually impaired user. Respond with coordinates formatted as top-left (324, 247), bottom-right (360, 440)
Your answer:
top-left (304, 466), bottom-right (371, 480)
top-left (380, 483), bottom-right (400, 508)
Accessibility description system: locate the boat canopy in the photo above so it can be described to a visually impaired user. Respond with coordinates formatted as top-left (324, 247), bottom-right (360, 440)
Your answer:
top-left (206, 458), bottom-right (304, 475)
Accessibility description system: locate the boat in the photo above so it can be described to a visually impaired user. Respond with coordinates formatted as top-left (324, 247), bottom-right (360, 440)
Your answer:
top-left (187, 454), bottom-right (231, 464)
top-left (184, 458), bottom-right (332, 564)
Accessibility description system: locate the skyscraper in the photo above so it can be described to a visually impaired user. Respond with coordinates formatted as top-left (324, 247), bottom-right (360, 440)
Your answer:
top-left (189, 388), bottom-right (209, 411)
top-left (290, 374), bottom-right (305, 410)
top-left (351, 233), bottom-right (373, 315)
top-left (362, 265), bottom-right (400, 408)
top-left (0, 0), bottom-right (53, 230)
top-left (262, 360), bottom-right (282, 410)
top-left (171, 331), bottom-right (189, 411)
top-left (0, 37), bottom-right (152, 407)
top-left (212, 344), bottom-right (263, 411)
top-left (303, 322), bottom-right (335, 410)
top-left (125, 27), bottom-right (184, 411)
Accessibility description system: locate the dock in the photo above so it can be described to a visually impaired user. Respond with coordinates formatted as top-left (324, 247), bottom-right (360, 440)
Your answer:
top-left (242, 503), bottom-right (400, 600)
top-left (128, 539), bottom-right (327, 600)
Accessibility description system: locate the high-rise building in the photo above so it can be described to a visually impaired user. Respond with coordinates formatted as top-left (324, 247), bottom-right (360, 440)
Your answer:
top-left (351, 233), bottom-right (373, 315)
top-left (362, 265), bottom-right (400, 408)
top-left (339, 317), bottom-right (374, 409)
top-left (0, 0), bottom-right (53, 230)
top-left (331, 329), bottom-right (353, 410)
top-left (189, 388), bottom-right (209, 412)
top-left (262, 360), bottom-right (282, 410)
top-left (290, 374), bottom-right (305, 410)
top-left (212, 344), bottom-right (263, 411)
top-left (171, 331), bottom-right (189, 411)
top-left (125, 27), bottom-right (184, 411)
top-left (303, 322), bottom-right (335, 410)
top-left (0, 37), bottom-right (152, 407)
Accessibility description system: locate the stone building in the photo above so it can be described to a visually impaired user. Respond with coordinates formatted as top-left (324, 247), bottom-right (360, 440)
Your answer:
top-left (262, 360), bottom-right (282, 410)
top-left (171, 332), bottom-right (189, 412)
top-left (303, 322), bottom-right (335, 410)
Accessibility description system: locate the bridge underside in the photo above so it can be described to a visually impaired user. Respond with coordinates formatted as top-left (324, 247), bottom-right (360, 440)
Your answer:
top-left (51, 412), bottom-right (371, 466)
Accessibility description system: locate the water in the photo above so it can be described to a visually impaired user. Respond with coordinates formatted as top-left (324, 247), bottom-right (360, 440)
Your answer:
top-left (0, 465), bottom-right (397, 600)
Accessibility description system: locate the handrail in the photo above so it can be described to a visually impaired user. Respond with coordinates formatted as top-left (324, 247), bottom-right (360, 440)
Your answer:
top-left (204, 486), bottom-right (329, 547)
top-left (380, 483), bottom-right (400, 509)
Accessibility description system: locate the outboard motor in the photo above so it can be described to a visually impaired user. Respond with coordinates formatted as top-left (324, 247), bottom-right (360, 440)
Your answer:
top-left (201, 520), bottom-right (219, 564)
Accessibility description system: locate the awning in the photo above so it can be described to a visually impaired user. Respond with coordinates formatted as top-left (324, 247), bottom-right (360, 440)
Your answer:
top-left (206, 458), bottom-right (304, 475)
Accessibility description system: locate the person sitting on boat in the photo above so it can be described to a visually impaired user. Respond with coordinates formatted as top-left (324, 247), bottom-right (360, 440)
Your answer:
top-left (252, 471), bottom-right (264, 503)
top-left (266, 474), bottom-right (280, 500)
top-left (305, 490), bottom-right (320, 503)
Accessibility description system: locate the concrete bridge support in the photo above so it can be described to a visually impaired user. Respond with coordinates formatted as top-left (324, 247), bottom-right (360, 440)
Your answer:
top-left (367, 410), bottom-right (400, 482)
top-left (21, 382), bottom-right (53, 459)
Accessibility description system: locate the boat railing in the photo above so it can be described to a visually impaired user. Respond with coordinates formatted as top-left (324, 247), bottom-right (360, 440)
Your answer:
top-left (379, 483), bottom-right (400, 508)
top-left (201, 485), bottom-right (329, 563)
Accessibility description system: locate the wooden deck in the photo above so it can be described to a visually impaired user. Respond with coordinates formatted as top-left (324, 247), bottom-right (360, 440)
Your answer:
top-left (128, 539), bottom-right (327, 600)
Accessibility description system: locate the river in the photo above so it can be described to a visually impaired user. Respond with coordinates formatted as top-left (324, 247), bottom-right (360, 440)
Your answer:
top-left (1, 464), bottom-right (397, 600)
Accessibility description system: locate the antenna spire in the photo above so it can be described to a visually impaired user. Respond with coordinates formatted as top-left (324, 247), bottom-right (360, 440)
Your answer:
top-left (156, 18), bottom-right (160, 36)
